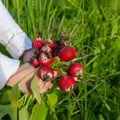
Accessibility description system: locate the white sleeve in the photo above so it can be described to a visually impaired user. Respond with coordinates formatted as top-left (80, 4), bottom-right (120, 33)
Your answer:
top-left (0, 0), bottom-right (32, 59)
top-left (0, 53), bottom-right (20, 89)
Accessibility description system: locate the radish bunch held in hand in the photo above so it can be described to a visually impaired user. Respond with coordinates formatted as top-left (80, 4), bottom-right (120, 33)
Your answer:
top-left (31, 33), bottom-right (83, 92)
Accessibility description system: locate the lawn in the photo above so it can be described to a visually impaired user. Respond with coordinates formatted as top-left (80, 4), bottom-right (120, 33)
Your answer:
top-left (0, 0), bottom-right (120, 120)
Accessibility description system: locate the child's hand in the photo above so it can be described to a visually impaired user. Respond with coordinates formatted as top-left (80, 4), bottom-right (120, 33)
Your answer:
top-left (6, 63), bottom-right (56, 94)
top-left (21, 48), bottom-right (36, 63)
top-left (18, 75), bottom-right (54, 94)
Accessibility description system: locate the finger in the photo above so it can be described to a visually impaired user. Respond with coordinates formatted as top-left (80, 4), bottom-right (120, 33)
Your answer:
top-left (47, 81), bottom-right (54, 89)
top-left (18, 78), bottom-right (33, 94)
top-left (37, 78), bottom-right (47, 94)
top-left (54, 71), bottom-right (58, 77)
top-left (37, 78), bottom-right (53, 94)
top-left (6, 63), bottom-right (35, 87)
top-left (22, 49), bottom-right (36, 63)
top-left (18, 64), bottom-right (35, 94)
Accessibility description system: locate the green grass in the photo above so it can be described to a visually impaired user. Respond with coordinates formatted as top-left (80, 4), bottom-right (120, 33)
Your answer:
top-left (0, 0), bottom-right (120, 120)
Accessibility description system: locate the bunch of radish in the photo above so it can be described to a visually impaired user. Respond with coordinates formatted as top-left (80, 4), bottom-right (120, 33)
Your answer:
top-left (31, 34), bottom-right (83, 92)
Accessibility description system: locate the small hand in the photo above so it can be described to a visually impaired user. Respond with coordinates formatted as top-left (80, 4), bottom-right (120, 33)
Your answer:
top-left (18, 75), bottom-right (54, 94)
top-left (18, 70), bottom-right (57, 94)
top-left (6, 63), bottom-right (57, 94)
top-left (22, 48), bottom-right (36, 63)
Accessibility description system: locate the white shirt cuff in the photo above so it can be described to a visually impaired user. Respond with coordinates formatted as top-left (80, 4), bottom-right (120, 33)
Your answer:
top-left (5, 29), bottom-right (32, 58)
top-left (0, 53), bottom-right (20, 89)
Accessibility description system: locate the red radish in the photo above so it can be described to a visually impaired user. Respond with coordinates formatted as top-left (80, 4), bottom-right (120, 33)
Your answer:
top-left (38, 66), bottom-right (54, 81)
top-left (68, 63), bottom-right (83, 77)
top-left (32, 38), bottom-right (43, 49)
top-left (58, 75), bottom-right (76, 92)
top-left (38, 52), bottom-right (52, 66)
top-left (43, 39), bottom-right (56, 48)
top-left (31, 58), bottom-right (40, 68)
top-left (40, 45), bottom-right (52, 53)
top-left (59, 46), bottom-right (76, 62)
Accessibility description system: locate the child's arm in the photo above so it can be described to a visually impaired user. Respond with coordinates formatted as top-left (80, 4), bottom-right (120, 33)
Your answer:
top-left (0, 0), bottom-right (32, 59)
